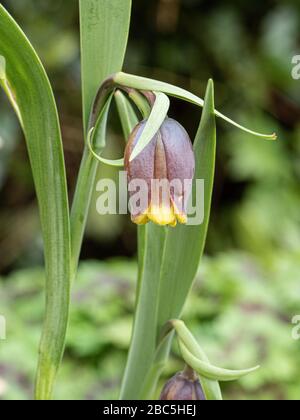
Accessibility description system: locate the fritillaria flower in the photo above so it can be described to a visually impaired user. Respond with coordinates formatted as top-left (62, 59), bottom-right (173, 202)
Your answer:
top-left (124, 117), bottom-right (195, 227)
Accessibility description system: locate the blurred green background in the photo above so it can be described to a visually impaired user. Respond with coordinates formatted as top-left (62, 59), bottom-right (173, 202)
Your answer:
top-left (0, 0), bottom-right (300, 400)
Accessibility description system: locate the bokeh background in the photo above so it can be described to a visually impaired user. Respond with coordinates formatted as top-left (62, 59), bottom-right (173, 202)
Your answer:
top-left (0, 0), bottom-right (300, 400)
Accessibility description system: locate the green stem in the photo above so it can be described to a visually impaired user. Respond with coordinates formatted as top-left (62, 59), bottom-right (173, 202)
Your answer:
top-left (126, 88), bottom-right (152, 118)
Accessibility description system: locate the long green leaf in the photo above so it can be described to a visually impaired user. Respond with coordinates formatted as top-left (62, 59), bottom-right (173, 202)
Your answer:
top-left (169, 320), bottom-right (259, 388)
top-left (120, 81), bottom-right (218, 399)
top-left (0, 5), bottom-right (71, 399)
top-left (179, 341), bottom-right (259, 382)
top-left (70, 0), bottom-right (132, 274)
top-left (80, 1), bottom-right (132, 133)
top-left (153, 80), bottom-right (218, 399)
top-left (157, 80), bottom-right (216, 326)
top-left (120, 224), bottom-right (167, 399)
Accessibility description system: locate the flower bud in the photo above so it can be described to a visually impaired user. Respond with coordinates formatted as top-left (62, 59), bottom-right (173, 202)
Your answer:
top-left (160, 369), bottom-right (206, 400)
top-left (124, 118), bottom-right (195, 227)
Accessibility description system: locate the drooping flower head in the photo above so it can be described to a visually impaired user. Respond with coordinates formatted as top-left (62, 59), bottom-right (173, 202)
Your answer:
top-left (125, 118), bottom-right (195, 227)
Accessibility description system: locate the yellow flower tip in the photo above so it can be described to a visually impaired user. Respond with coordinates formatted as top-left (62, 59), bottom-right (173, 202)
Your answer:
top-left (176, 212), bottom-right (187, 225)
top-left (148, 204), bottom-right (177, 226)
top-left (131, 204), bottom-right (188, 227)
top-left (132, 212), bottom-right (149, 225)
top-left (169, 218), bottom-right (177, 228)
top-left (172, 202), bottom-right (188, 225)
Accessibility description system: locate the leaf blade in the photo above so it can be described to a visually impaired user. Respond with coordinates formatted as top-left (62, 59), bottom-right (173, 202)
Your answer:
top-left (179, 342), bottom-right (260, 382)
top-left (80, 0), bottom-right (132, 133)
top-left (0, 5), bottom-right (71, 399)
top-left (114, 72), bottom-right (276, 140)
top-left (70, 0), bottom-right (132, 273)
top-left (157, 79), bottom-right (216, 326)
top-left (147, 80), bottom-right (219, 399)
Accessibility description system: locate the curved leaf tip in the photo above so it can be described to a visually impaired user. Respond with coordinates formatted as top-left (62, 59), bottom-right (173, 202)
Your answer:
top-left (114, 72), bottom-right (276, 141)
top-left (179, 341), bottom-right (260, 382)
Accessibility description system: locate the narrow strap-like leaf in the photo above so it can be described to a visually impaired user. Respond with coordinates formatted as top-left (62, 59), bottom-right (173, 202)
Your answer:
top-left (0, 5), bottom-right (71, 399)
top-left (114, 72), bottom-right (276, 140)
top-left (143, 80), bottom-right (218, 399)
top-left (79, 1), bottom-right (132, 134)
top-left (70, 0), bottom-right (132, 273)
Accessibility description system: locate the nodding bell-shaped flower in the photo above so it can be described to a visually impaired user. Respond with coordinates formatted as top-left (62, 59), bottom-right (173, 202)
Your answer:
top-left (124, 118), bottom-right (195, 227)
top-left (160, 368), bottom-right (206, 400)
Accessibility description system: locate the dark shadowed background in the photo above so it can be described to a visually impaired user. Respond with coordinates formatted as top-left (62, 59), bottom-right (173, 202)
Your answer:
top-left (0, 0), bottom-right (300, 400)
